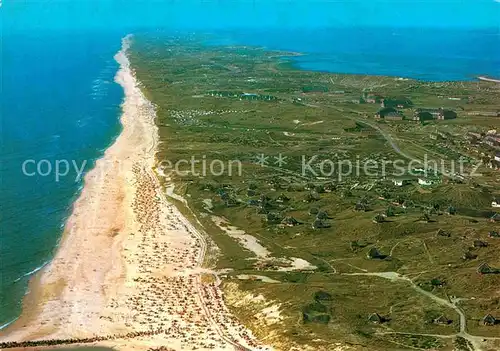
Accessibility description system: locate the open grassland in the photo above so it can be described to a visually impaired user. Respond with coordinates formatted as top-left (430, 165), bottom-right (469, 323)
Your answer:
top-left (130, 34), bottom-right (500, 350)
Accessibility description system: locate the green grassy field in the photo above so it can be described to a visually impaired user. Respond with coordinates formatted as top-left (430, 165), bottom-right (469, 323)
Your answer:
top-left (130, 34), bottom-right (500, 350)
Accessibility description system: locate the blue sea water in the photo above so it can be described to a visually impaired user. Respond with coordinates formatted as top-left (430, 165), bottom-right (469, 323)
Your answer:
top-left (0, 30), bottom-right (125, 327)
top-left (0, 26), bottom-right (499, 328)
top-left (208, 27), bottom-right (500, 81)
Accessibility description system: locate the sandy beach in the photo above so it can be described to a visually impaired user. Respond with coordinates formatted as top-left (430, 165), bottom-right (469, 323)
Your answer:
top-left (0, 36), bottom-right (268, 351)
top-left (478, 76), bottom-right (500, 83)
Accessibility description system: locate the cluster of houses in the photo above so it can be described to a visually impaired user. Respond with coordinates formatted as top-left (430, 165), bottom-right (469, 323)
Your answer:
top-left (368, 312), bottom-right (499, 326)
top-left (467, 130), bottom-right (500, 148)
top-left (466, 130), bottom-right (500, 169)
top-left (207, 90), bottom-right (278, 101)
top-left (375, 106), bottom-right (458, 122)
top-left (391, 173), bottom-right (441, 188)
top-left (239, 188), bottom-right (334, 230)
top-left (362, 92), bottom-right (458, 122)
top-left (413, 108), bottom-right (458, 121)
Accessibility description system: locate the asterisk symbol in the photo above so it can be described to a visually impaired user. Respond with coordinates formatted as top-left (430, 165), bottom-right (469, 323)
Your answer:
top-left (255, 153), bottom-right (269, 167)
top-left (274, 153), bottom-right (288, 167)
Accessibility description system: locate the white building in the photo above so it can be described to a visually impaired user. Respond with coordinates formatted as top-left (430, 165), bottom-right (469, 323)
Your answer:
top-left (418, 178), bottom-right (434, 186)
top-left (393, 179), bottom-right (404, 186)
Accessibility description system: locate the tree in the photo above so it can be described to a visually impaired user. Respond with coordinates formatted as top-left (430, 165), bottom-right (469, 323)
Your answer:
top-left (309, 207), bottom-right (319, 215)
top-left (447, 206), bottom-right (457, 215)
top-left (314, 291), bottom-right (333, 302)
top-left (386, 206), bottom-right (395, 217)
top-left (342, 190), bottom-right (353, 198)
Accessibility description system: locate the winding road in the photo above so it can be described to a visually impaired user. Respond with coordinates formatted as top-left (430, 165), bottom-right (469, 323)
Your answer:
top-left (343, 271), bottom-right (500, 351)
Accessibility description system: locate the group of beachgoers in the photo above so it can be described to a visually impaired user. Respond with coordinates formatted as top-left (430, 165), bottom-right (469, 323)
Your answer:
top-left (89, 164), bottom-right (268, 350)
top-left (0, 328), bottom-right (167, 349)
top-left (0, 40), bottom-right (271, 350)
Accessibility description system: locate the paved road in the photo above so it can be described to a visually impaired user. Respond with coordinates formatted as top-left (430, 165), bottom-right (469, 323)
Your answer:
top-left (320, 103), bottom-right (422, 163)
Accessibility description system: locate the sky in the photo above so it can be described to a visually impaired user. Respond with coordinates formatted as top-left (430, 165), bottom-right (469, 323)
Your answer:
top-left (3, 0), bottom-right (500, 32)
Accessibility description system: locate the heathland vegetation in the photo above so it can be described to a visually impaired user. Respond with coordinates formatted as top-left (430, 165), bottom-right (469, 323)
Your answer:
top-left (130, 34), bottom-right (500, 350)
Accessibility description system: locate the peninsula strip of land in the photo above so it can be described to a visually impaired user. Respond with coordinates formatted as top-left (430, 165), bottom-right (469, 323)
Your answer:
top-left (2, 34), bottom-right (500, 351)
top-left (0, 36), bottom-right (267, 351)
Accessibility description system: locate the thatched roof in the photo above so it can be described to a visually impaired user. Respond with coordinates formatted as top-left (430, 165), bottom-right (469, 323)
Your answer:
top-left (312, 219), bottom-right (330, 229)
top-left (488, 231), bottom-right (500, 238)
top-left (462, 251), bottom-right (478, 261)
top-left (281, 216), bottom-right (299, 226)
top-left (433, 315), bottom-right (452, 325)
top-left (367, 247), bottom-right (386, 259)
top-left (477, 262), bottom-right (493, 274)
top-left (473, 240), bottom-right (488, 248)
top-left (316, 210), bottom-right (329, 220)
top-left (276, 193), bottom-right (290, 203)
top-left (483, 314), bottom-right (497, 326)
top-left (368, 313), bottom-right (385, 323)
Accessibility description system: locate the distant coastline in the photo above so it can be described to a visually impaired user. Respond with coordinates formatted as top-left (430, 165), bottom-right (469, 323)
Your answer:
top-left (478, 76), bottom-right (500, 83)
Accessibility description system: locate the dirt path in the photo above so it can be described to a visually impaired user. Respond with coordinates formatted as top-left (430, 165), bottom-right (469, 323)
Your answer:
top-left (343, 271), bottom-right (500, 350)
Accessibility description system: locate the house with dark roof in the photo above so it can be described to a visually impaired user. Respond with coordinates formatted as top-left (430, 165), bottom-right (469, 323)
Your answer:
top-left (433, 315), bottom-right (452, 325)
top-left (483, 314), bottom-right (498, 326)
top-left (414, 108), bottom-right (441, 120)
top-left (446, 206), bottom-right (457, 215)
top-left (381, 98), bottom-right (413, 109)
top-left (477, 263), bottom-right (500, 274)
top-left (367, 247), bottom-right (387, 260)
top-left (488, 231), bottom-right (500, 238)
top-left (437, 229), bottom-right (451, 238)
top-left (355, 202), bottom-right (368, 211)
top-left (247, 199), bottom-right (259, 206)
top-left (375, 107), bottom-right (403, 120)
top-left (413, 111), bottom-right (434, 122)
top-left (276, 193), bottom-right (290, 203)
top-left (414, 108), bottom-right (457, 121)
top-left (495, 152), bottom-right (500, 163)
top-left (490, 213), bottom-right (500, 222)
top-left (368, 313), bottom-right (386, 324)
top-left (437, 109), bottom-right (457, 120)
top-left (484, 135), bottom-right (500, 148)
top-left (316, 210), bottom-right (329, 220)
top-left (473, 240), bottom-right (489, 248)
top-left (265, 213), bottom-right (281, 224)
top-left (312, 218), bottom-right (331, 229)
top-left (281, 216), bottom-right (300, 227)
top-left (462, 251), bottom-right (478, 261)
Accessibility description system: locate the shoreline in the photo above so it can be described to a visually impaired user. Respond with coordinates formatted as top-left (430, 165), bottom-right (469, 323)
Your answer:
top-left (0, 34), bottom-right (145, 342)
top-left (0, 35), bottom-right (267, 351)
top-left (478, 76), bottom-right (500, 83)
